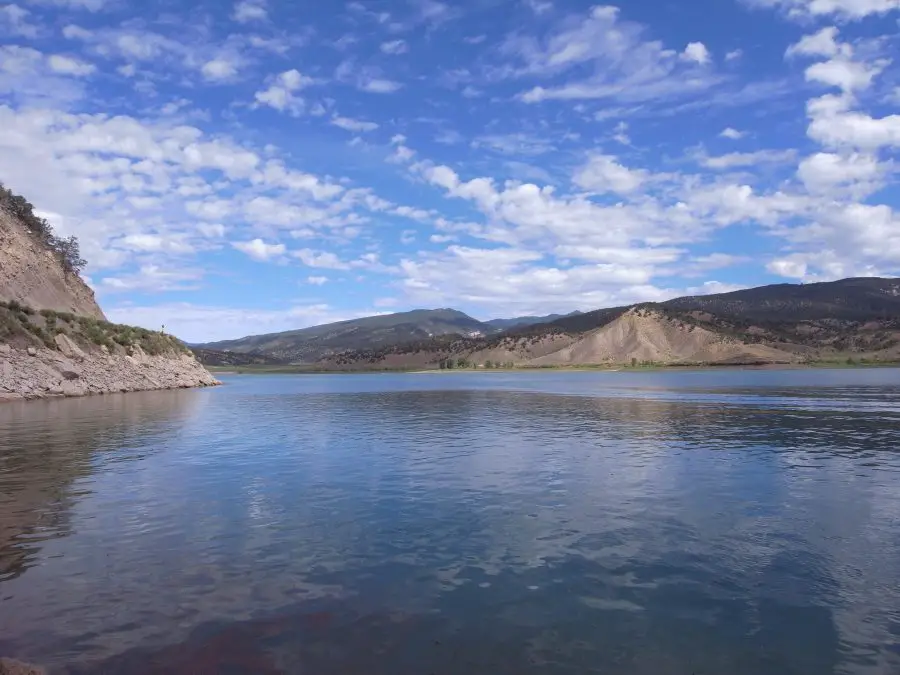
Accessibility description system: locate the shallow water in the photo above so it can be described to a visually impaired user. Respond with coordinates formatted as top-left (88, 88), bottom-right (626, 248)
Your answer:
top-left (1, 369), bottom-right (899, 674)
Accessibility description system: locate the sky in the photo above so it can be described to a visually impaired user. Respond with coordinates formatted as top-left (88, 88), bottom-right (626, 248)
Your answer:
top-left (1, 0), bottom-right (898, 342)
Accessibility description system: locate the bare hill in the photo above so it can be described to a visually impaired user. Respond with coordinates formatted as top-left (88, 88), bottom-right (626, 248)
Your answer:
top-left (528, 308), bottom-right (796, 366)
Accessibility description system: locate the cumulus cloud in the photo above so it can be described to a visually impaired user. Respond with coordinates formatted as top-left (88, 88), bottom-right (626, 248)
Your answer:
top-left (720, 127), bottom-right (746, 139)
top-left (232, 238), bottom-right (287, 261)
top-left (681, 42), bottom-right (711, 65)
top-left (254, 69), bottom-right (315, 114)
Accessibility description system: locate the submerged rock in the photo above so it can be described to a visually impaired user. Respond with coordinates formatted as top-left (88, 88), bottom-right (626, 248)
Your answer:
top-left (0, 657), bottom-right (45, 675)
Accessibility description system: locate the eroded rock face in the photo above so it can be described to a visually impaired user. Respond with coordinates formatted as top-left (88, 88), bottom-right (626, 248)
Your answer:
top-left (0, 209), bottom-right (105, 320)
top-left (0, 344), bottom-right (220, 402)
top-left (0, 657), bottom-right (46, 675)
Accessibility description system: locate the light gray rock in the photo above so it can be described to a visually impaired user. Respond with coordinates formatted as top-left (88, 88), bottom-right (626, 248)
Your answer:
top-left (0, 657), bottom-right (46, 675)
top-left (0, 344), bottom-right (220, 403)
top-left (26, 347), bottom-right (37, 357)
top-left (55, 332), bottom-right (84, 358)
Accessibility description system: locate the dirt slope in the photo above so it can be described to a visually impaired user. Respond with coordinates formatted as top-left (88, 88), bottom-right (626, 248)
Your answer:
top-left (529, 308), bottom-right (796, 366)
top-left (0, 209), bottom-right (104, 319)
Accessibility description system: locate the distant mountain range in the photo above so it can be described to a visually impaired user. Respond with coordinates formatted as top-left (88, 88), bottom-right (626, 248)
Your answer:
top-left (195, 277), bottom-right (900, 368)
top-left (196, 308), bottom-right (576, 363)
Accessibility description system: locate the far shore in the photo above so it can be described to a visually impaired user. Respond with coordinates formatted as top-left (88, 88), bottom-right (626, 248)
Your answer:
top-left (207, 360), bottom-right (900, 376)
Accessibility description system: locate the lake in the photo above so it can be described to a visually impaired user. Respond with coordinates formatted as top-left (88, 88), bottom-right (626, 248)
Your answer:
top-left (1, 369), bottom-right (899, 674)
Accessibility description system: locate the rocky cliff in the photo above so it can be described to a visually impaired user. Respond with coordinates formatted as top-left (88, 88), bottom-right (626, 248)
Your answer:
top-left (0, 184), bottom-right (218, 401)
top-left (0, 208), bottom-right (105, 319)
top-left (0, 340), bottom-right (218, 402)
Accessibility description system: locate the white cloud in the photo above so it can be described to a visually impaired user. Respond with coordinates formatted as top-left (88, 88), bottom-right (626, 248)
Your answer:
top-left (359, 77), bottom-right (403, 93)
top-left (1, 4), bottom-right (39, 37)
top-left (331, 115), bottom-right (379, 132)
top-left (510, 7), bottom-right (722, 104)
top-left (524, 0), bottom-right (553, 13)
top-left (682, 42), bottom-right (711, 65)
top-left (306, 275), bottom-right (328, 285)
top-left (700, 148), bottom-right (797, 169)
top-left (254, 69), bottom-right (314, 114)
top-left (786, 27), bottom-right (840, 59)
top-left (725, 49), bottom-right (743, 61)
top-left (752, 0), bottom-right (900, 20)
top-left (380, 39), bottom-right (408, 55)
top-left (292, 248), bottom-right (351, 269)
top-left (767, 258), bottom-right (808, 278)
top-left (613, 121), bottom-right (631, 145)
top-left (27, 0), bottom-right (108, 10)
top-left (572, 154), bottom-right (647, 194)
top-left (201, 57), bottom-right (241, 82)
top-left (106, 302), bottom-right (368, 343)
top-left (797, 151), bottom-right (887, 197)
top-left (99, 265), bottom-right (203, 293)
top-left (720, 127), bottom-right (746, 139)
top-left (232, 238), bottom-right (286, 261)
top-left (233, 0), bottom-right (267, 22)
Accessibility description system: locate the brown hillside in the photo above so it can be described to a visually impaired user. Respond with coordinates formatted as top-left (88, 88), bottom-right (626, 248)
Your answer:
top-left (0, 208), bottom-right (104, 320)
top-left (528, 308), bottom-right (797, 366)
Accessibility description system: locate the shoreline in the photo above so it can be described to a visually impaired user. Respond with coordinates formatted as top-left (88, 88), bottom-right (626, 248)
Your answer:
top-left (1, 343), bottom-right (220, 403)
top-left (207, 361), bottom-right (900, 376)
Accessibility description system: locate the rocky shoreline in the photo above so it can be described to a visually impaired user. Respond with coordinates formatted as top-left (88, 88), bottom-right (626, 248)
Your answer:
top-left (0, 336), bottom-right (219, 402)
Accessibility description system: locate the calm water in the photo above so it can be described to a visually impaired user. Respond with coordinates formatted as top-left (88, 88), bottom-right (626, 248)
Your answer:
top-left (1, 369), bottom-right (900, 674)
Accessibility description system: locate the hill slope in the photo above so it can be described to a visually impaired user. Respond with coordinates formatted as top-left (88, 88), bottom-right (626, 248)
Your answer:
top-left (528, 308), bottom-right (795, 366)
top-left (0, 187), bottom-right (104, 319)
top-left (483, 311), bottom-right (582, 332)
top-left (198, 309), bottom-right (489, 363)
top-left (315, 277), bottom-right (900, 369)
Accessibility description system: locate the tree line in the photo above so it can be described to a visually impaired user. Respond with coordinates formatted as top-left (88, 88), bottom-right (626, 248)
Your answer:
top-left (0, 182), bottom-right (87, 275)
top-left (438, 358), bottom-right (516, 369)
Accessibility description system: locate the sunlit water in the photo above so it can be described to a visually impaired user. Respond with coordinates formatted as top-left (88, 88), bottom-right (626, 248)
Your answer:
top-left (1, 369), bottom-right (899, 674)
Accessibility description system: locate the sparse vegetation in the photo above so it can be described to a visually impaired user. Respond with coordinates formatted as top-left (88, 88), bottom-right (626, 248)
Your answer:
top-left (1, 182), bottom-right (87, 275)
top-left (0, 300), bottom-right (191, 355)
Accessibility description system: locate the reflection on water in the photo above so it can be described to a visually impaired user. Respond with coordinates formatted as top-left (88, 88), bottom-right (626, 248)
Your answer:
top-left (1, 370), bottom-right (899, 674)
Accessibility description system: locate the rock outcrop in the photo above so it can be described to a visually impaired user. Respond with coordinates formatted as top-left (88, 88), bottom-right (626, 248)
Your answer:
top-left (0, 658), bottom-right (45, 675)
top-left (0, 342), bottom-right (219, 402)
top-left (0, 208), bottom-right (104, 320)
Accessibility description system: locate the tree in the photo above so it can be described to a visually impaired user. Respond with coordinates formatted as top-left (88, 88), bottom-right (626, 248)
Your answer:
top-left (439, 359), bottom-right (446, 370)
top-left (456, 357), bottom-right (468, 369)
top-left (485, 360), bottom-right (493, 369)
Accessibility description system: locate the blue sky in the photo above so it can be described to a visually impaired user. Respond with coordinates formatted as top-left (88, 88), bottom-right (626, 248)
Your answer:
top-left (1, 0), bottom-right (898, 342)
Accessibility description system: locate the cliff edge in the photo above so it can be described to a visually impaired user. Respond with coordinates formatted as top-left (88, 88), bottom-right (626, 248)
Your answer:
top-left (0, 189), bottom-right (104, 319)
top-left (0, 184), bottom-right (218, 401)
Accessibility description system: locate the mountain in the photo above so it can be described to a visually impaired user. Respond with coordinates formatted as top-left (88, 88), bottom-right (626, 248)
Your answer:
top-left (317, 278), bottom-right (900, 369)
top-left (197, 308), bottom-right (489, 363)
top-left (483, 311), bottom-right (582, 332)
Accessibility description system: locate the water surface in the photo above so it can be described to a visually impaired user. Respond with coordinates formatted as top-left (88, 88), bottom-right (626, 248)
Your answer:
top-left (1, 369), bottom-right (899, 674)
